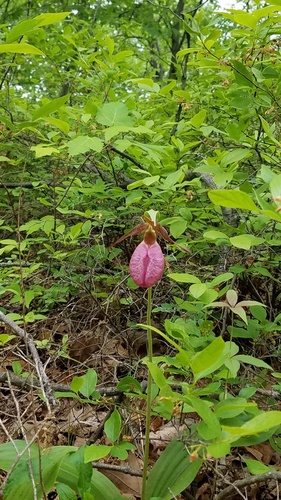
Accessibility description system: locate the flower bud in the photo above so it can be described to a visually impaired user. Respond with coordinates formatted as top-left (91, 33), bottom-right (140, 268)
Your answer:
top-left (129, 239), bottom-right (165, 288)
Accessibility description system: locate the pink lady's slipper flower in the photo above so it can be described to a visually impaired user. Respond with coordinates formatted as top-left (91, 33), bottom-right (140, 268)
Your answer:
top-left (129, 225), bottom-right (165, 288)
top-left (110, 210), bottom-right (191, 288)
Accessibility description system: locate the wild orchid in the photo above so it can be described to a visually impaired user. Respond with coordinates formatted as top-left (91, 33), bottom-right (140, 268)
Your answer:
top-left (110, 209), bottom-right (190, 288)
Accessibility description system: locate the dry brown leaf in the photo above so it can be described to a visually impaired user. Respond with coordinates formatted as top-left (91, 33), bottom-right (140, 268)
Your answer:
top-left (103, 452), bottom-right (142, 498)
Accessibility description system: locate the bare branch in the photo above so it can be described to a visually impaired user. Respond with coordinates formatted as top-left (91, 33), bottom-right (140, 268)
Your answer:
top-left (0, 311), bottom-right (56, 409)
top-left (216, 471), bottom-right (281, 500)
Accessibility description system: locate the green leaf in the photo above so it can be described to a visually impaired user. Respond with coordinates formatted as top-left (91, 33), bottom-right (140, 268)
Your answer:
top-left (0, 43), bottom-right (44, 55)
top-left (224, 411), bottom-right (281, 438)
top-left (208, 190), bottom-right (260, 211)
top-left (104, 409), bottom-right (121, 444)
top-left (188, 396), bottom-right (221, 438)
top-left (33, 94), bottom-right (70, 120)
top-left (96, 102), bottom-right (133, 126)
top-left (207, 441), bottom-right (231, 459)
top-left (203, 230), bottom-right (229, 240)
top-left (209, 273), bottom-right (234, 287)
top-left (234, 355), bottom-right (272, 370)
top-left (189, 283), bottom-right (207, 299)
top-left (145, 439), bottom-right (202, 500)
top-left (117, 376), bottom-right (143, 394)
top-left (6, 12), bottom-right (70, 43)
top-left (147, 361), bottom-right (168, 389)
top-left (169, 218), bottom-right (187, 238)
top-left (232, 60), bottom-right (254, 86)
top-left (84, 445), bottom-right (112, 462)
top-left (168, 273), bottom-right (200, 284)
top-left (243, 458), bottom-right (274, 475)
top-left (220, 148), bottom-right (251, 167)
top-left (66, 136), bottom-right (103, 155)
top-left (190, 110), bottom-right (206, 129)
top-left (79, 369), bottom-right (97, 398)
top-left (214, 398), bottom-right (247, 420)
top-left (229, 234), bottom-right (264, 250)
top-left (56, 483), bottom-right (77, 500)
top-left (190, 337), bottom-right (227, 382)
top-left (44, 117), bottom-right (70, 134)
top-left (59, 449), bottom-right (120, 499)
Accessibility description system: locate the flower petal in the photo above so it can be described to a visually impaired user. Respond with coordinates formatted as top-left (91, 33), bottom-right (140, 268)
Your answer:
top-left (129, 241), bottom-right (164, 288)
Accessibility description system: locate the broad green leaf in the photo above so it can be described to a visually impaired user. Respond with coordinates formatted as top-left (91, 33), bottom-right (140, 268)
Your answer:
top-left (84, 445), bottom-right (112, 462)
top-left (44, 117), bottom-right (70, 134)
top-left (232, 60), bottom-right (254, 87)
top-left (229, 234), bottom-right (264, 250)
top-left (190, 110), bottom-right (206, 129)
top-left (214, 398), bottom-right (248, 420)
top-left (207, 441), bottom-right (231, 459)
top-left (59, 450), bottom-right (120, 499)
top-left (189, 283), bottom-right (207, 299)
top-left (162, 169), bottom-right (184, 188)
top-left (203, 230), bottom-right (229, 240)
top-left (6, 12), bottom-right (70, 42)
top-left (145, 439), bottom-right (202, 500)
top-left (66, 136), bottom-right (103, 155)
top-left (104, 409), bottom-right (121, 444)
top-left (210, 273), bottom-right (234, 287)
top-left (30, 145), bottom-right (60, 158)
top-left (117, 376), bottom-right (143, 394)
top-left (220, 148), bottom-right (251, 167)
top-left (0, 43), bottom-right (44, 55)
top-left (270, 174), bottom-right (281, 199)
top-left (147, 361), bottom-right (168, 389)
top-left (79, 369), bottom-right (97, 398)
top-left (55, 483), bottom-right (77, 500)
top-left (96, 102), bottom-right (133, 127)
top-left (170, 218), bottom-right (187, 238)
top-left (168, 273), bottom-right (200, 284)
top-left (208, 190), bottom-right (260, 211)
top-left (243, 458), bottom-right (274, 475)
top-left (234, 355), bottom-right (272, 370)
top-left (33, 94), bottom-right (70, 120)
top-left (190, 337), bottom-right (227, 381)
top-left (224, 411), bottom-right (281, 437)
top-left (188, 396), bottom-right (221, 438)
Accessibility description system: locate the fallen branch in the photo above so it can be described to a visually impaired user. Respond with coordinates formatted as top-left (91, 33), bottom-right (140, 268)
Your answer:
top-left (0, 371), bottom-right (122, 397)
top-left (216, 470), bottom-right (281, 500)
top-left (93, 461), bottom-right (144, 477)
top-left (0, 311), bottom-right (56, 409)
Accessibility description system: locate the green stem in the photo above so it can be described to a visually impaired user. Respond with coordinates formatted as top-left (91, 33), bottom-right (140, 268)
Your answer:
top-left (141, 286), bottom-right (153, 500)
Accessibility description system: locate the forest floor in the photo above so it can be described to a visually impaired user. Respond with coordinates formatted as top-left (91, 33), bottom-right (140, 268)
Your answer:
top-left (1, 290), bottom-right (281, 500)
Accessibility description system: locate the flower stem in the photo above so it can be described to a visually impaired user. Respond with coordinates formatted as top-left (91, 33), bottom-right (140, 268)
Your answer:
top-left (141, 285), bottom-right (153, 500)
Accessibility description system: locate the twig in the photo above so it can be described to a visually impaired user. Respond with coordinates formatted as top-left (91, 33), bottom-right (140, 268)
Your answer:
top-left (0, 311), bottom-right (55, 409)
top-left (216, 471), bottom-right (281, 500)
top-left (93, 461), bottom-right (144, 477)
top-left (0, 371), bottom-right (122, 397)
